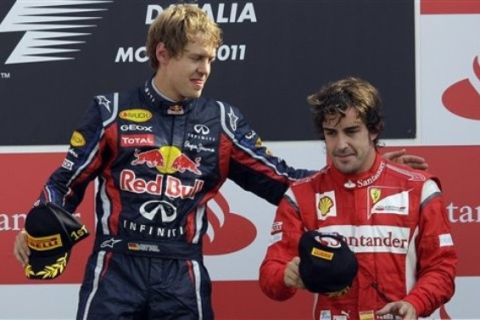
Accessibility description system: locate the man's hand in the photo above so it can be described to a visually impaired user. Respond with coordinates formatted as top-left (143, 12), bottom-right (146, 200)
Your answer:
top-left (377, 301), bottom-right (417, 320)
top-left (382, 148), bottom-right (428, 170)
top-left (284, 257), bottom-right (305, 289)
top-left (13, 230), bottom-right (30, 266)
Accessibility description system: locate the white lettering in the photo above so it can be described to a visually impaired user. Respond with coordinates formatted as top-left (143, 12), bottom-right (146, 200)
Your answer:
top-left (0, 213), bottom-right (26, 231)
top-left (145, 5), bottom-right (163, 24)
top-left (146, 3), bottom-right (256, 25)
top-left (116, 45), bottom-right (245, 63)
top-left (115, 47), bottom-right (133, 63)
top-left (447, 202), bottom-right (480, 223)
top-left (217, 44), bottom-right (246, 61)
top-left (237, 2), bottom-right (256, 23)
top-left (120, 136), bottom-right (154, 145)
top-left (123, 219), bottom-right (184, 239)
top-left (115, 47), bottom-right (148, 63)
top-left (120, 124), bottom-right (153, 132)
top-left (120, 170), bottom-right (204, 199)
top-left (165, 176), bottom-right (204, 199)
top-left (317, 225), bottom-right (410, 254)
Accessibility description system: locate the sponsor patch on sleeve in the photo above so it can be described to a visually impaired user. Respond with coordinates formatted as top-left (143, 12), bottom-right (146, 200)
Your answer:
top-left (319, 310), bottom-right (332, 320)
top-left (271, 221), bottom-right (283, 233)
top-left (439, 233), bottom-right (454, 247)
top-left (269, 232), bottom-right (283, 246)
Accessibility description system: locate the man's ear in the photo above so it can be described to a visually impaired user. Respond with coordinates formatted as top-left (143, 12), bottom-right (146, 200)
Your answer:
top-left (156, 42), bottom-right (170, 66)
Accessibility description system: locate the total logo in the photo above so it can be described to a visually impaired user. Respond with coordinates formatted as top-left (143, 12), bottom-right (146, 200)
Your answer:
top-left (442, 55), bottom-right (480, 120)
top-left (0, 0), bottom-right (111, 64)
top-left (131, 146), bottom-right (202, 175)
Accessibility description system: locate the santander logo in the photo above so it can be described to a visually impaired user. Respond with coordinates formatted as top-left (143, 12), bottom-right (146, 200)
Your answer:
top-left (442, 55), bottom-right (480, 120)
top-left (203, 192), bottom-right (257, 255)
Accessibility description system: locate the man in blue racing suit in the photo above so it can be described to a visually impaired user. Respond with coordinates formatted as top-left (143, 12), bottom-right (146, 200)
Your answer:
top-left (13, 4), bottom-right (426, 319)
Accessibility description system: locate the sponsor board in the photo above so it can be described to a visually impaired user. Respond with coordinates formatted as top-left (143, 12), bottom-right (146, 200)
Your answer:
top-left (0, 143), bottom-right (478, 318)
top-left (418, 8), bottom-right (480, 145)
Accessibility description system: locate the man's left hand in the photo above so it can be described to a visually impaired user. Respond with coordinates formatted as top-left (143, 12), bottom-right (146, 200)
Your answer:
top-left (377, 300), bottom-right (417, 320)
top-left (382, 148), bottom-right (428, 170)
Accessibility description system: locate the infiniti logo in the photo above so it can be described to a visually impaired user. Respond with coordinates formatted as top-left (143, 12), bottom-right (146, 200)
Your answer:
top-left (139, 200), bottom-right (177, 222)
top-left (193, 124), bottom-right (210, 135)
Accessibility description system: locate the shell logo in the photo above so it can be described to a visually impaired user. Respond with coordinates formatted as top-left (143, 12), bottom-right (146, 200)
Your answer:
top-left (70, 131), bottom-right (86, 147)
top-left (318, 196), bottom-right (333, 216)
top-left (119, 109), bottom-right (153, 123)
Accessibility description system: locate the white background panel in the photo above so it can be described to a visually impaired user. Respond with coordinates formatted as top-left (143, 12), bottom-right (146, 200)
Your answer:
top-left (418, 15), bottom-right (480, 145)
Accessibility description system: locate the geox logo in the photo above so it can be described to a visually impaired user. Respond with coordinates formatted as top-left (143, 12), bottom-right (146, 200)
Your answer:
top-left (0, 0), bottom-right (111, 64)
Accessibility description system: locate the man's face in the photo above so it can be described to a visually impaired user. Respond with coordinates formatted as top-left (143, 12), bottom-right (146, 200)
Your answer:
top-left (159, 34), bottom-right (216, 100)
top-left (323, 107), bottom-right (377, 174)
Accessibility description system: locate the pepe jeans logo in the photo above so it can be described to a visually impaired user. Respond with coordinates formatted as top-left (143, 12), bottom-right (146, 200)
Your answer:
top-left (0, 0), bottom-right (111, 65)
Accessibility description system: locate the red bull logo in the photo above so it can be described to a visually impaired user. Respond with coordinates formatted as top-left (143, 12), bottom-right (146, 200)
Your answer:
top-left (131, 146), bottom-right (202, 175)
top-left (120, 169), bottom-right (204, 199)
top-left (131, 149), bottom-right (164, 168)
top-left (172, 153), bottom-right (201, 175)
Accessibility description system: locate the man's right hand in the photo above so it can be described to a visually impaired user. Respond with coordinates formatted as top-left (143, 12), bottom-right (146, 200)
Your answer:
top-left (284, 257), bottom-right (305, 289)
top-left (13, 230), bottom-right (30, 265)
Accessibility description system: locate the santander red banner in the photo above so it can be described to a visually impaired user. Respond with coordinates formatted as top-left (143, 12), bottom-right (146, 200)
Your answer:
top-left (1, 147), bottom-right (478, 283)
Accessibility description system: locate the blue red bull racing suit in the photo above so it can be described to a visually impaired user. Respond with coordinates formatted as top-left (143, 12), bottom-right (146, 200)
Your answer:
top-left (38, 79), bottom-right (310, 319)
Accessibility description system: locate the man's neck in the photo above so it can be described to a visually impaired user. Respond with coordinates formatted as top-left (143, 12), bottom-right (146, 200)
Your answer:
top-left (152, 74), bottom-right (177, 102)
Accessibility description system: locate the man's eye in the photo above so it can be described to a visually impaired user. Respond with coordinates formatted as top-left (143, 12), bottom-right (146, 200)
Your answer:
top-left (346, 129), bottom-right (359, 135)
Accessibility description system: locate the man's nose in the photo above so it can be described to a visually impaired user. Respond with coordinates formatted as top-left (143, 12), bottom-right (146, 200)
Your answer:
top-left (197, 60), bottom-right (210, 75)
top-left (336, 133), bottom-right (349, 149)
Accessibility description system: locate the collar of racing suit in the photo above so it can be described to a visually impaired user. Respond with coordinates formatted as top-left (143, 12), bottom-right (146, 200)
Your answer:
top-left (143, 77), bottom-right (195, 115)
top-left (330, 152), bottom-right (385, 190)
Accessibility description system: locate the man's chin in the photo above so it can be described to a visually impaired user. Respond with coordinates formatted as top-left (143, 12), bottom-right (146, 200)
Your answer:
top-left (334, 161), bottom-right (358, 175)
top-left (185, 90), bottom-right (202, 99)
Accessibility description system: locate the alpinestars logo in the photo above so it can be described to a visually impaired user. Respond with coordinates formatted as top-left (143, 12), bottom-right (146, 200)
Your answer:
top-left (0, 0), bottom-right (111, 64)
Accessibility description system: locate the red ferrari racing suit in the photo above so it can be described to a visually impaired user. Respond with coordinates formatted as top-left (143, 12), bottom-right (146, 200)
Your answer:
top-left (259, 153), bottom-right (457, 320)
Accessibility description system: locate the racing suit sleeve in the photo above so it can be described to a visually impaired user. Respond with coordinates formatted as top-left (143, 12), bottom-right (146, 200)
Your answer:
top-left (219, 102), bottom-right (313, 205)
top-left (259, 189), bottom-right (305, 300)
top-left (38, 96), bottom-right (110, 213)
top-left (402, 179), bottom-right (457, 317)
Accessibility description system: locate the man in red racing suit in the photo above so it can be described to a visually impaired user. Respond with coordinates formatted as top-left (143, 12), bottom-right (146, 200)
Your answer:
top-left (259, 77), bottom-right (457, 320)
